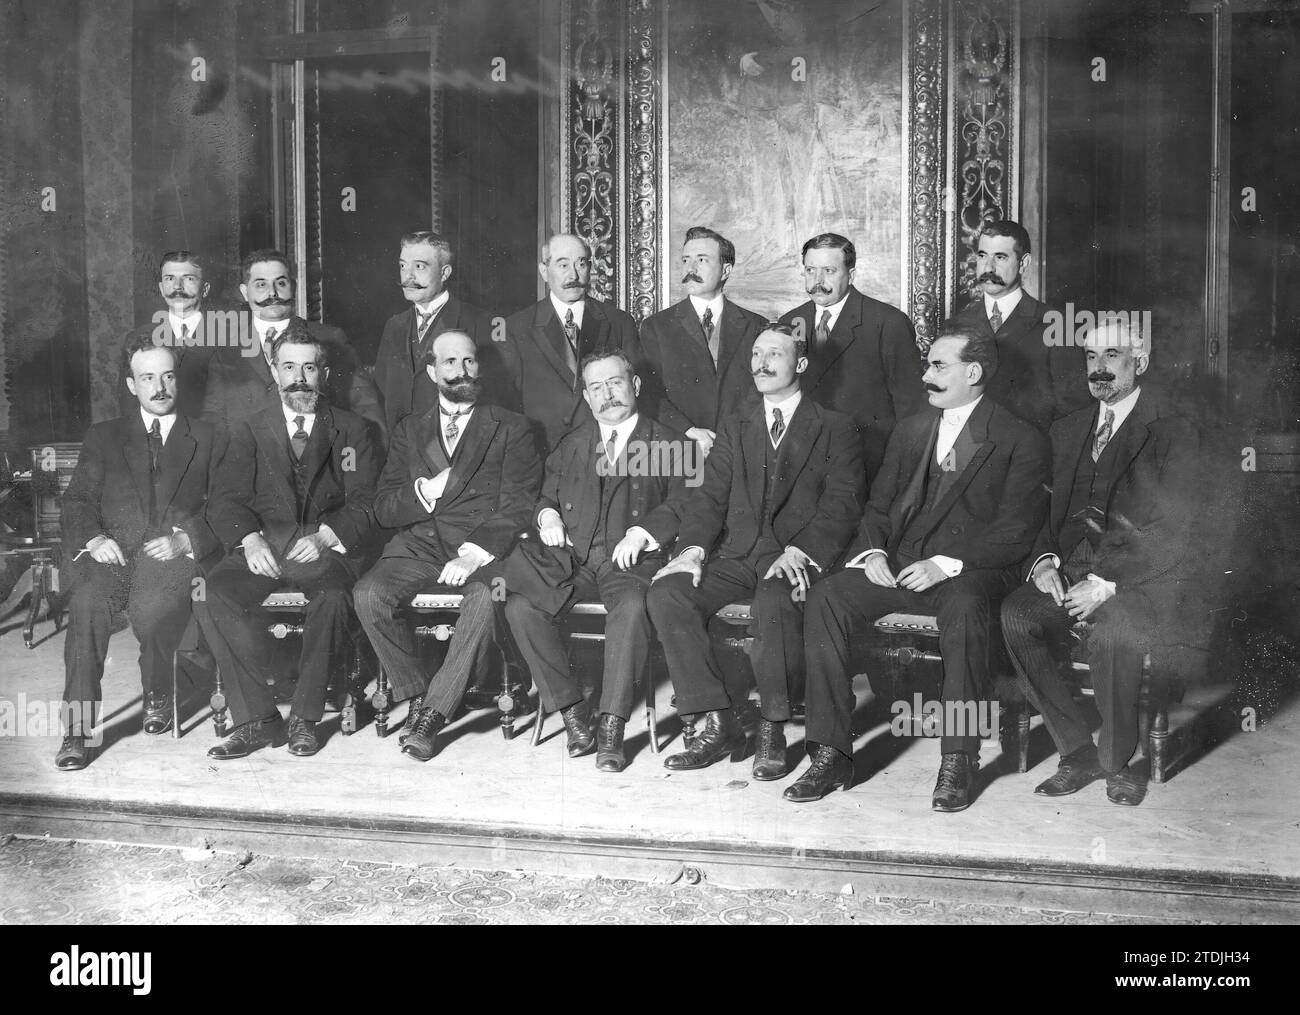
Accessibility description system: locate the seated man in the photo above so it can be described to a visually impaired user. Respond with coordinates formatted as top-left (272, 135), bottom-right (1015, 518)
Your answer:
top-left (197, 322), bottom-right (380, 759)
top-left (1001, 319), bottom-right (1198, 807)
top-left (647, 324), bottom-right (865, 781)
top-left (55, 337), bottom-right (220, 769)
top-left (791, 325), bottom-right (1049, 811)
top-left (503, 350), bottom-right (692, 773)
top-left (353, 330), bottom-right (541, 761)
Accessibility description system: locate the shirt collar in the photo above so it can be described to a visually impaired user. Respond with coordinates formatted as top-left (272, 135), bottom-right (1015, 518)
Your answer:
top-left (550, 293), bottom-right (585, 327)
top-left (168, 309), bottom-right (202, 337)
top-left (255, 317), bottom-right (291, 363)
top-left (414, 290), bottom-right (450, 319)
top-left (281, 402), bottom-right (316, 427)
top-left (941, 393), bottom-right (982, 428)
top-left (688, 293), bottom-right (725, 323)
top-left (814, 291), bottom-right (852, 330)
top-left (764, 388), bottom-right (802, 424)
top-left (139, 407), bottom-right (177, 441)
top-left (984, 286), bottom-right (1024, 319)
top-left (439, 395), bottom-right (475, 416)
top-left (599, 413), bottom-right (638, 446)
top-left (1099, 385), bottom-right (1142, 432)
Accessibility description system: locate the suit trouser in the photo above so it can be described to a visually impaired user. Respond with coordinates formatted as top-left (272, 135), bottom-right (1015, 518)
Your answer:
top-left (804, 567), bottom-right (1015, 758)
top-left (196, 553), bottom-right (358, 728)
top-left (353, 556), bottom-right (497, 716)
top-left (504, 549), bottom-right (651, 720)
top-left (1001, 583), bottom-right (1147, 773)
top-left (62, 554), bottom-right (196, 721)
top-left (646, 555), bottom-right (805, 722)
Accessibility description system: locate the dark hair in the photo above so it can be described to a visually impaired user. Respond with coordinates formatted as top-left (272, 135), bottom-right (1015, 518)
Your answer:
top-left (937, 322), bottom-right (999, 384)
top-left (684, 226), bottom-right (736, 268)
top-left (761, 321), bottom-right (808, 361)
top-left (121, 330), bottom-right (177, 377)
top-left (241, 248), bottom-right (294, 284)
top-left (800, 232), bottom-right (856, 271)
top-left (400, 230), bottom-right (453, 264)
top-left (579, 348), bottom-right (636, 384)
top-left (977, 219), bottom-right (1031, 259)
top-left (270, 318), bottom-right (329, 368)
top-left (158, 250), bottom-right (205, 280)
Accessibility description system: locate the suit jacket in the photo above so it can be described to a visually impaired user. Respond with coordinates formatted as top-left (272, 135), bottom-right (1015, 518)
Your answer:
top-left (780, 288), bottom-right (926, 478)
top-left (636, 297), bottom-right (766, 434)
top-left (499, 297), bottom-right (643, 454)
top-left (206, 403), bottom-right (380, 565)
top-left (677, 397), bottom-right (865, 569)
top-left (371, 295), bottom-right (502, 434)
top-left (374, 402), bottom-right (542, 565)
top-left (202, 314), bottom-right (386, 450)
top-left (849, 397), bottom-right (1050, 572)
top-left (61, 412), bottom-right (221, 562)
top-left (1030, 392), bottom-right (1200, 639)
top-left (947, 293), bottom-right (1091, 432)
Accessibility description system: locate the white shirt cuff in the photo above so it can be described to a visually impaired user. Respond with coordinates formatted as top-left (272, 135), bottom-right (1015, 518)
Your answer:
top-left (458, 542), bottom-right (494, 569)
top-left (317, 523), bottom-right (346, 555)
top-left (929, 554), bottom-right (964, 577)
top-left (785, 544), bottom-right (821, 572)
top-left (171, 525), bottom-right (195, 560)
top-left (537, 507), bottom-right (563, 531)
top-left (1028, 553), bottom-right (1060, 581)
top-left (847, 547), bottom-right (887, 569)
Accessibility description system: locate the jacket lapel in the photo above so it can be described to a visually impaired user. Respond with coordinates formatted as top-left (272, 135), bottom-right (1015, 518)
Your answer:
top-left (417, 406), bottom-right (451, 475)
top-left (440, 406), bottom-right (499, 504)
top-left (768, 400), bottom-right (820, 516)
top-left (740, 407), bottom-right (768, 518)
top-left (922, 398), bottom-right (997, 530)
top-left (120, 417), bottom-right (153, 521)
top-left (154, 414), bottom-right (198, 517)
top-left (533, 300), bottom-right (576, 385)
top-left (252, 410), bottom-right (300, 522)
top-left (581, 299), bottom-right (612, 357)
top-left (715, 299), bottom-right (746, 379)
top-left (296, 407), bottom-right (336, 496)
top-left (894, 413), bottom-right (940, 538)
top-left (1054, 408), bottom-right (1097, 533)
top-left (1100, 393), bottom-right (1156, 503)
top-left (803, 291), bottom-right (861, 392)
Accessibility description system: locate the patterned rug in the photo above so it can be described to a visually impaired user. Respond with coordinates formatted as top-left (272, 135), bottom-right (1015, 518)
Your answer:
top-left (0, 834), bottom-right (1186, 925)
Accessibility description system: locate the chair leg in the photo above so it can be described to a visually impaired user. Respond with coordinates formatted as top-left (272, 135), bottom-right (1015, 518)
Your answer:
top-left (1017, 705), bottom-right (1030, 773)
top-left (646, 657), bottom-right (660, 755)
top-left (1149, 706), bottom-right (1169, 783)
top-left (210, 664), bottom-right (228, 738)
top-left (531, 703), bottom-right (545, 746)
top-left (371, 665), bottom-right (391, 737)
top-left (340, 641), bottom-right (362, 736)
top-left (23, 562), bottom-right (45, 649)
top-left (171, 651), bottom-right (182, 740)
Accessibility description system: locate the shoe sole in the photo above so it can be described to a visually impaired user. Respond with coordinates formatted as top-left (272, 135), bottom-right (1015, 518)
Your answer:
top-left (932, 800), bottom-right (972, 812)
top-left (55, 760), bottom-right (89, 772)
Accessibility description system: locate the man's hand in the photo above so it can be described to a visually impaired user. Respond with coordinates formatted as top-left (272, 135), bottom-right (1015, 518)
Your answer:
top-left (764, 546), bottom-right (814, 594)
top-left (418, 468), bottom-right (452, 511)
top-left (87, 534), bottom-right (126, 566)
top-left (286, 530), bottom-right (330, 564)
top-left (143, 530), bottom-right (191, 562)
top-left (897, 559), bottom-right (947, 592)
top-left (1063, 577), bottom-right (1113, 621)
top-left (242, 532), bottom-right (281, 578)
top-left (652, 547), bottom-right (705, 587)
top-left (537, 508), bottom-right (569, 548)
top-left (438, 552), bottom-right (482, 587)
top-left (852, 552), bottom-right (896, 588)
top-left (685, 427), bottom-right (716, 458)
top-left (740, 51), bottom-right (765, 76)
top-left (1032, 559), bottom-right (1067, 605)
top-left (612, 529), bottom-right (651, 570)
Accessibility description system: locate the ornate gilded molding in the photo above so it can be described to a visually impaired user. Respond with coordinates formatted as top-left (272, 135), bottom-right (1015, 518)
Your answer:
top-left (904, 0), bottom-right (946, 348)
top-left (624, 0), bottom-right (662, 322)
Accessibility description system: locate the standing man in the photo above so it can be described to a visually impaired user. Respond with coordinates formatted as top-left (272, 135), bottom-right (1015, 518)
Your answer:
top-left (647, 324), bottom-right (864, 781)
top-left (779, 232), bottom-right (926, 477)
top-left (945, 219), bottom-right (1090, 431)
top-left (790, 326), bottom-right (1049, 811)
top-left (499, 234), bottom-right (642, 454)
top-left (198, 324), bottom-right (380, 760)
top-left (203, 249), bottom-right (386, 448)
top-left (56, 336), bottom-right (221, 769)
top-left (372, 230), bottom-right (499, 435)
top-left (1001, 320), bottom-right (1199, 807)
top-left (353, 330), bottom-right (541, 762)
top-left (636, 226), bottom-right (766, 457)
top-left (503, 350), bottom-right (692, 773)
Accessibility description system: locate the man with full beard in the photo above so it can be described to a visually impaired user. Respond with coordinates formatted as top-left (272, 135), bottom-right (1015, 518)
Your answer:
top-left (354, 331), bottom-right (541, 761)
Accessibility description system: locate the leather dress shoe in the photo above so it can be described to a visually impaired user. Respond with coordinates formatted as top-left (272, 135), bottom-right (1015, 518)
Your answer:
top-left (55, 735), bottom-right (92, 771)
top-left (401, 708), bottom-right (448, 762)
top-left (783, 745), bottom-right (853, 802)
top-left (142, 693), bottom-right (173, 736)
top-left (208, 716), bottom-right (280, 760)
top-left (1106, 766), bottom-right (1147, 806)
top-left (1035, 749), bottom-right (1105, 797)
top-left (664, 709), bottom-right (746, 771)
top-left (286, 715), bottom-right (320, 757)
top-left (560, 700), bottom-right (596, 758)
top-left (932, 751), bottom-right (978, 812)
top-left (595, 714), bottom-right (627, 773)
top-left (398, 694), bottom-right (425, 745)
top-left (752, 719), bottom-right (788, 781)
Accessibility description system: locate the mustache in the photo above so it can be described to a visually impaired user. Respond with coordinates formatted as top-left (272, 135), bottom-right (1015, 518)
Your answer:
top-left (281, 382), bottom-right (316, 393)
top-left (807, 284), bottom-right (832, 295)
top-left (256, 295), bottom-right (292, 307)
top-left (752, 368), bottom-right (777, 378)
top-left (1088, 372), bottom-right (1116, 383)
top-left (600, 399), bottom-right (626, 411)
top-left (166, 290), bottom-right (190, 298)
top-left (977, 271), bottom-right (1005, 284)
top-left (681, 272), bottom-right (703, 284)
top-left (150, 392), bottom-right (172, 400)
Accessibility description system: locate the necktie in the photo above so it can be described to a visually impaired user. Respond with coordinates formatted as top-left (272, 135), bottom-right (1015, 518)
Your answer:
top-left (770, 407), bottom-right (785, 446)
top-left (147, 418), bottom-right (163, 474)
top-left (263, 326), bottom-right (278, 364)
top-left (989, 302), bottom-right (1003, 332)
top-left (146, 419), bottom-right (163, 528)
top-left (291, 415), bottom-right (308, 461)
top-left (563, 308), bottom-right (579, 383)
top-left (815, 310), bottom-right (831, 350)
top-left (1092, 407), bottom-right (1115, 462)
top-left (605, 429), bottom-right (618, 464)
top-left (701, 307), bottom-right (718, 366)
top-left (415, 309), bottom-right (433, 345)
top-left (444, 407), bottom-right (467, 448)
top-left (179, 323), bottom-right (189, 345)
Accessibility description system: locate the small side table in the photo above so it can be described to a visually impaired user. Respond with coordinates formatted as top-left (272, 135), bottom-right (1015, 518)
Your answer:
top-left (0, 536), bottom-right (64, 648)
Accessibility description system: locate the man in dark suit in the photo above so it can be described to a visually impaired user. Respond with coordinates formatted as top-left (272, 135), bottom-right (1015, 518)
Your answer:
top-left (1001, 319), bottom-right (1199, 807)
top-left (647, 324), bottom-right (865, 780)
top-left (499, 233), bottom-right (642, 454)
top-left (197, 324), bottom-right (380, 760)
top-left (636, 226), bottom-right (766, 457)
top-left (202, 248), bottom-right (386, 448)
top-left (790, 325), bottom-right (1050, 811)
top-left (944, 219), bottom-right (1090, 432)
top-left (56, 336), bottom-right (221, 770)
top-left (503, 350), bottom-right (693, 772)
top-left (371, 230), bottom-right (500, 435)
top-left (779, 232), bottom-right (926, 476)
top-left (354, 330), bottom-right (542, 761)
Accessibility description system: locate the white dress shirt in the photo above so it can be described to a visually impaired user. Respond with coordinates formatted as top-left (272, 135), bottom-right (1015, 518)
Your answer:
top-left (168, 310), bottom-right (203, 344)
top-left (984, 286), bottom-right (1024, 325)
top-left (813, 291), bottom-right (851, 337)
top-left (413, 398), bottom-right (492, 567)
top-left (255, 317), bottom-right (290, 364)
top-left (280, 404), bottom-right (343, 553)
top-left (688, 293), bottom-right (725, 332)
top-left (414, 289), bottom-right (450, 321)
top-left (764, 389), bottom-right (802, 448)
top-left (140, 408), bottom-right (178, 443)
top-left (550, 293), bottom-right (585, 330)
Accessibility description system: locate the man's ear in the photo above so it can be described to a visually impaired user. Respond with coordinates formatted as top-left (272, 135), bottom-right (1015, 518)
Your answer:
top-left (425, 363), bottom-right (438, 381)
top-left (201, 281), bottom-right (211, 298)
top-left (795, 355), bottom-right (809, 376)
top-left (126, 375), bottom-right (138, 396)
top-left (1135, 353), bottom-right (1150, 377)
top-left (441, 263), bottom-right (453, 285)
top-left (239, 283), bottom-right (249, 304)
top-left (631, 374), bottom-right (642, 398)
top-left (1019, 252), bottom-right (1032, 280)
top-left (720, 263), bottom-right (733, 286)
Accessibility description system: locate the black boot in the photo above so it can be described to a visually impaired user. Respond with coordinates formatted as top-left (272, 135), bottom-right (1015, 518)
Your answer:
top-left (286, 715), bottom-right (320, 757)
top-left (208, 716), bottom-right (280, 760)
top-left (401, 708), bottom-right (448, 762)
top-left (55, 735), bottom-right (92, 771)
top-left (752, 719), bottom-right (788, 781)
top-left (595, 714), bottom-right (627, 773)
top-left (560, 699), bottom-right (596, 758)
top-left (932, 751), bottom-right (978, 812)
top-left (142, 692), bottom-right (173, 736)
top-left (663, 709), bottom-right (746, 771)
top-left (783, 745), bottom-right (853, 802)
top-left (398, 694), bottom-right (425, 745)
